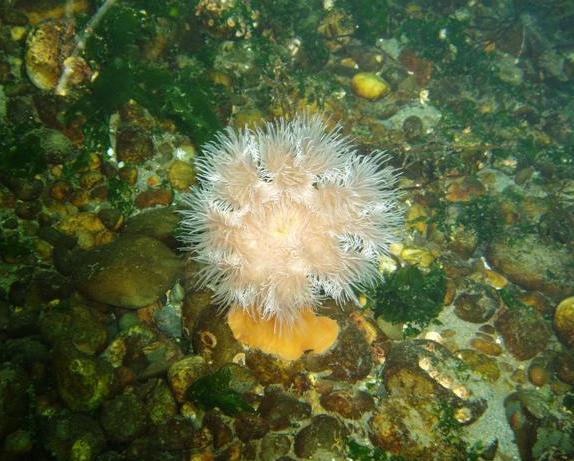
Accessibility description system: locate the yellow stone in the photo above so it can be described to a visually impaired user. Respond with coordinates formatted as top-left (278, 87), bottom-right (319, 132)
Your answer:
top-left (400, 246), bottom-right (435, 268)
top-left (168, 160), bottom-right (196, 191)
top-left (483, 269), bottom-right (508, 289)
top-left (406, 203), bottom-right (429, 234)
top-left (351, 72), bottom-right (391, 101)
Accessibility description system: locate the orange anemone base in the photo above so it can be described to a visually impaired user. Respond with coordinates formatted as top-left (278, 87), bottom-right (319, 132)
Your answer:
top-left (227, 308), bottom-right (340, 361)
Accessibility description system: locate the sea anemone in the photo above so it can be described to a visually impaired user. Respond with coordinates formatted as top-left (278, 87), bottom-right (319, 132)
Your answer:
top-left (181, 114), bottom-right (402, 360)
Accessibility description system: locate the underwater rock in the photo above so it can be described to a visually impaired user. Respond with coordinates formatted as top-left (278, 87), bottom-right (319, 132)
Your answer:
top-left (167, 355), bottom-right (208, 403)
top-left (320, 388), bottom-right (375, 419)
top-left (457, 349), bottom-right (501, 383)
top-left (134, 188), bottom-right (174, 209)
top-left (453, 282), bottom-right (500, 323)
top-left (191, 305), bottom-right (244, 368)
top-left (100, 391), bottom-right (148, 443)
top-left (25, 19), bottom-right (92, 93)
top-left (54, 344), bottom-right (114, 412)
top-left (445, 176), bottom-right (486, 202)
top-left (258, 388), bottom-right (311, 431)
top-left (303, 323), bottom-right (373, 382)
top-left (351, 72), bottom-right (391, 100)
top-left (168, 159), bottom-right (196, 191)
top-left (203, 410), bottom-right (233, 449)
top-left (487, 234), bottom-right (574, 299)
top-left (234, 412), bottom-right (269, 442)
top-left (72, 234), bottom-right (183, 309)
top-left (260, 433), bottom-right (292, 460)
top-left (0, 363), bottom-right (30, 438)
top-left (42, 413), bottom-right (105, 461)
top-left (369, 395), bottom-right (478, 461)
top-left (115, 124), bottom-right (154, 164)
top-left (495, 305), bottom-right (551, 360)
top-left (294, 414), bottom-right (347, 459)
top-left (123, 206), bottom-right (181, 248)
top-left (554, 296), bottom-right (574, 348)
top-left (39, 299), bottom-right (108, 354)
top-left (383, 340), bottom-right (487, 423)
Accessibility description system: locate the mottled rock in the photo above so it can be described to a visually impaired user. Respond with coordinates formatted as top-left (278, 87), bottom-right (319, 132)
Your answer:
top-left (554, 352), bottom-right (574, 385)
top-left (384, 340), bottom-right (487, 423)
top-left (234, 412), bottom-right (269, 441)
top-left (370, 395), bottom-right (474, 461)
top-left (116, 125), bottom-right (154, 164)
top-left (445, 176), bottom-right (486, 202)
top-left (554, 297), bottom-right (574, 348)
top-left (54, 344), bottom-right (114, 411)
top-left (134, 189), bottom-right (174, 209)
top-left (457, 349), bottom-right (500, 383)
top-left (25, 19), bottom-right (92, 93)
top-left (167, 355), bottom-right (208, 402)
top-left (320, 389), bottom-right (375, 419)
top-left (43, 413), bottom-right (105, 461)
top-left (0, 364), bottom-right (29, 438)
top-left (260, 433), bottom-right (291, 460)
top-left (303, 323), bottom-right (373, 382)
top-left (204, 411), bottom-right (233, 449)
top-left (258, 388), bottom-right (311, 431)
top-left (487, 235), bottom-right (574, 299)
top-left (294, 414), bottom-right (347, 459)
top-left (495, 306), bottom-right (551, 360)
top-left (39, 300), bottom-right (108, 354)
top-left (155, 417), bottom-right (211, 451)
top-left (97, 208), bottom-right (125, 232)
top-left (168, 160), bottom-right (196, 191)
top-left (101, 391), bottom-right (148, 442)
top-left (3, 429), bottom-right (33, 457)
top-left (192, 306), bottom-right (243, 368)
top-left (453, 283), bottom-right (500, 323)
top-left (72, 234), bottom-right (183, 309)
top-left (0, 176), bottom-right (43, 201)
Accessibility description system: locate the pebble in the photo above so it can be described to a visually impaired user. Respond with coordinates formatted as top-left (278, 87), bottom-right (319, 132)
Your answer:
top-left (554, 297), bottom-right (574, 348)
top-left (351, 72), bottom-right (391, 100)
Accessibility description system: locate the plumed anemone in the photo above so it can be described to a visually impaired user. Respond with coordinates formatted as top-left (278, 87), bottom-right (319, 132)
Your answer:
top-left (180, 114), bottom-right (402, 360)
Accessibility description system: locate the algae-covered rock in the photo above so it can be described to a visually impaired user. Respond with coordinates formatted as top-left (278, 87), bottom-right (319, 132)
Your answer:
top-left (54, 345), bottom-right (114, 412)
top-left (73, 234), bottom-right (183, 309)
top-left (487, 235), bottom-right (574, 300)
top-left (294, 414), bottom-right (347, 459)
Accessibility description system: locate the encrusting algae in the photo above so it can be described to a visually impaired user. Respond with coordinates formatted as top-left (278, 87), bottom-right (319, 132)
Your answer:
top-left (181, 114), bottom-right (403, 360)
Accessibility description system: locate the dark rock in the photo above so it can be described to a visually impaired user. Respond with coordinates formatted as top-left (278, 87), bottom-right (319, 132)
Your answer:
top-left (294, 414), bottom-right (347, 459)
top-left (204, 411), bottom-right (233, 449)
top-left (260, 433), bottom-right (291, 460)
top-left (303, 323), bottom-right (373, 382)
top-left (495, 306), bottom-right (551, 360)
top-left (320, 389), bottom-right (374, 419)
top-left (0, 363), bottom-right (29, 438)
top-left (101, 391), bottom-right (148, 443)
top-left (42, 413), bottom-right (105, 461)
top-left (116, 125), bottom-right (154, 164)
top-left (258, 388), bottom-right (311, 431)
top-left (453, 282), bottom-right (500, 323)
top-left (234, 412), bottom-right (269, 441)
top-left (54, 344), bottom-right (115, 411)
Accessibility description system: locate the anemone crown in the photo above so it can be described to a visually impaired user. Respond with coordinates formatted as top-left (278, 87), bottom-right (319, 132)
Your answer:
top-left (180, 114), bottom-right (402, 327)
